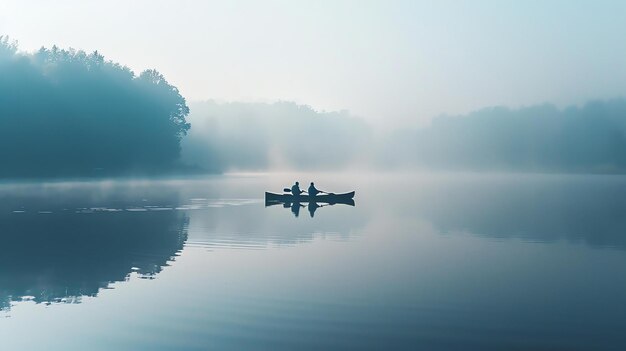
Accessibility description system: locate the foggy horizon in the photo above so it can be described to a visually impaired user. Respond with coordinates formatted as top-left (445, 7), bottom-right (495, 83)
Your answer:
top-left (3, 0), bottom-right (626, 125)
top-left (4, 2), bottom-right (626, 350)
top-left (3, 34), bottom-right (626, 176)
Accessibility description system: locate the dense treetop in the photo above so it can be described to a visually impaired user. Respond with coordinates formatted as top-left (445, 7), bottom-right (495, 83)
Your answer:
top-left (0, 36), bottom-right (189, 177)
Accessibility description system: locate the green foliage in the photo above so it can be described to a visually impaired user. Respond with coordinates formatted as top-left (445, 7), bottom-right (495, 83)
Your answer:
top-left (0, 38), bottom-right (190, 177)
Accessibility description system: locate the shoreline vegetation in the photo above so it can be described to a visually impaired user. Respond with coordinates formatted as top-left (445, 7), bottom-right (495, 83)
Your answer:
top-left (3, 37), bottom-right (626, 178)
top-left (0, 36), bottom-right (190, 178)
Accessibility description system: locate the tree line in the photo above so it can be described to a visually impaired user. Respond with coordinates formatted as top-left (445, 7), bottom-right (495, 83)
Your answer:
top-left (0, 36), bottom-right (189, 177)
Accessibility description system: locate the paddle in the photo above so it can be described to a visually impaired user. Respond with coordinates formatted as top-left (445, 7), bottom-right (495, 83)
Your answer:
top-left (283, 186), bottom-right (332, 195)
top-left (283, 188), bottom-right (307, 195)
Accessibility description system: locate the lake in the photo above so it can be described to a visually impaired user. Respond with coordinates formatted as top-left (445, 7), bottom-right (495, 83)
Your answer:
top-left (1, 173), bottom-right (626, 350)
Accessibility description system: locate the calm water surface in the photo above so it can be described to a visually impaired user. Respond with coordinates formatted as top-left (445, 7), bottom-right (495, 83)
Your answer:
top-left (1, 173), bottom-right (626, 350)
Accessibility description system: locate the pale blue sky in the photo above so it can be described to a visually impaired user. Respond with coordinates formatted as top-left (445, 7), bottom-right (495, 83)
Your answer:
top-left (1, 0), bottom-right (625, 125)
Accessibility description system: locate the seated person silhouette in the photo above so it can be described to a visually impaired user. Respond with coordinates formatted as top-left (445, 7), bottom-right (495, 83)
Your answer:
top-left (291, 181), bottom-right (304, 196)
top-left (308, 182), bottom-right (320, 197)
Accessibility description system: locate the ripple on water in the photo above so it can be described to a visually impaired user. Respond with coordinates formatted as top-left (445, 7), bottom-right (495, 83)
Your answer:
top-left (8, 198), bottom-right (263, 216)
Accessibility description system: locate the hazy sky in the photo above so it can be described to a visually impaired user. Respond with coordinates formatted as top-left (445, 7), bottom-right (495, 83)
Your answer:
top-left (1, 0), bottom-right (626, 125)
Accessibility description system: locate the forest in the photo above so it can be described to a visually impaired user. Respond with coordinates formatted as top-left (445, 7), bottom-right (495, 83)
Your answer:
top-left (0, 36), bottom-right (189, 177)
top-left (3, 36), bottom-right (626, 176)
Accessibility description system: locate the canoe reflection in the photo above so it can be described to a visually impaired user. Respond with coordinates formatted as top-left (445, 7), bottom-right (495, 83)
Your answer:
top-left (265, 199), bottom-right (355, 218)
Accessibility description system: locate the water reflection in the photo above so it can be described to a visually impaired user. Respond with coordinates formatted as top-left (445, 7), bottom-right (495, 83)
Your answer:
top-left (368, 174), bottom-right (626, 249)
top-left (0, 183), bottom-right (189, 311)
top-left (265, 199), bottom-right (355, 218)
top-left (188, 198), bottom-right (362, 249)
top-left (0, 177), bottom-right (364, 312)
top-left (3, 174), bottom-right (626, 351)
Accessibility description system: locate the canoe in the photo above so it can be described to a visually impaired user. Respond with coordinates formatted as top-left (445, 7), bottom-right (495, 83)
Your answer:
top-left (265, 191), bottom-right (355, 205)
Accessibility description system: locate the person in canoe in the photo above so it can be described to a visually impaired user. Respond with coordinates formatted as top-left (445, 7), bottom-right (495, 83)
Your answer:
top-left (308, 182), bottom-right (320, 197)
top-left (291, 181), bottom-right (304, 196)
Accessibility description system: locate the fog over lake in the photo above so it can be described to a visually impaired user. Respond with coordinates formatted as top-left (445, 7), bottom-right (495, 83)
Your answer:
top-left (3, 1), bottom-right (626, 349)
top-left (182, 99), bottom-right (626, 173)
top-left (2, 173), bottom-right (626, 350)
